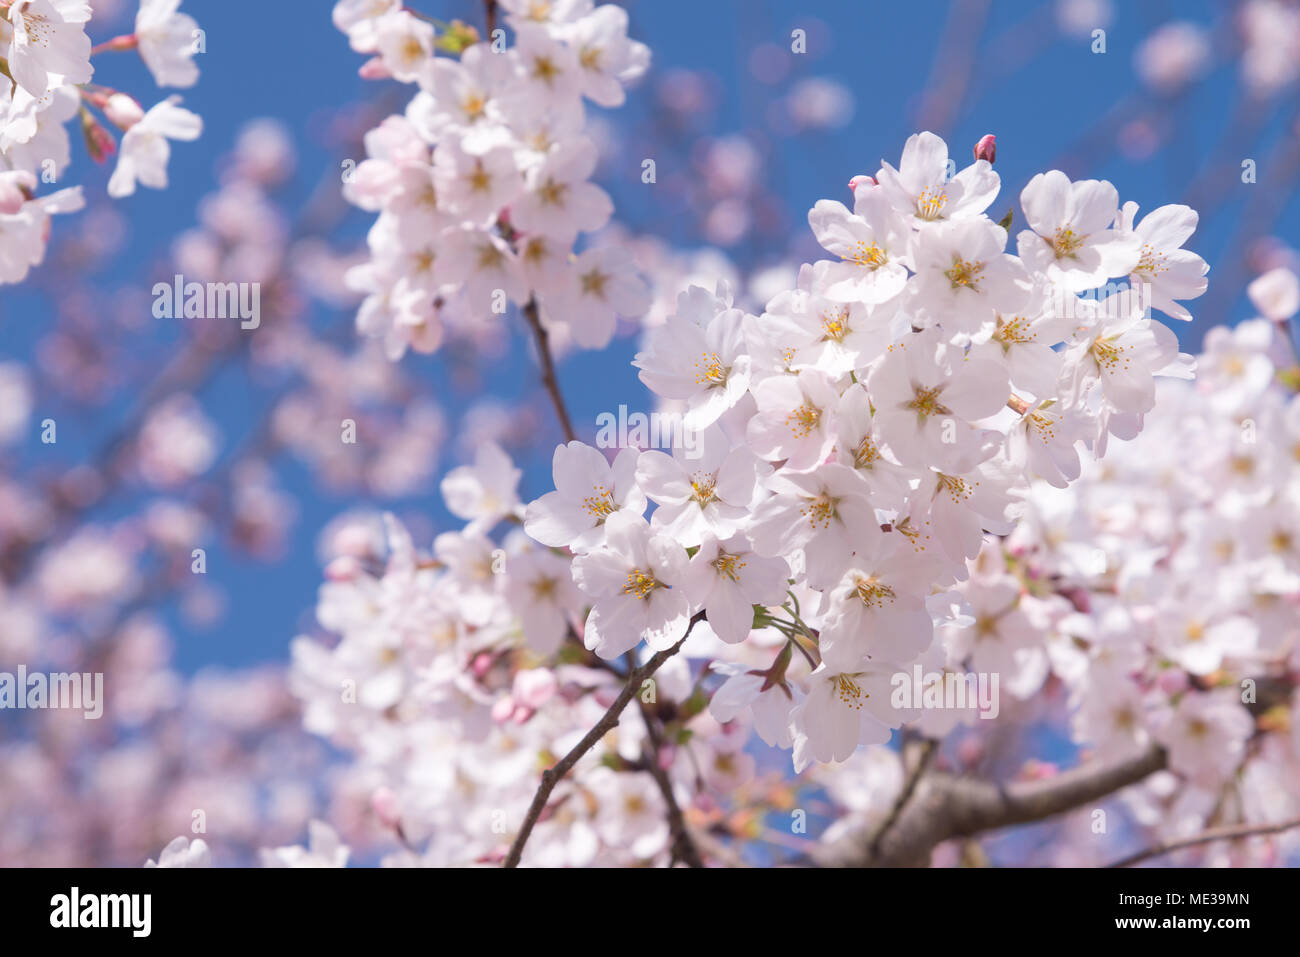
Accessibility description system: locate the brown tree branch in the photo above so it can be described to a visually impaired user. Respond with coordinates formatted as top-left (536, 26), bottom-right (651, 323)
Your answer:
top-left (637, 696), bottom-right (705, 867)
top-left (865, 736), bottom-right (938, 862)
top-left (815, 744), bottom-right (1168, 867)
top-left (503, 612), bottom-right (705, 867)
top-left (1108, 815), bottom-right (1300, 868)
top-left (521, 296), bottom-right (577, 444)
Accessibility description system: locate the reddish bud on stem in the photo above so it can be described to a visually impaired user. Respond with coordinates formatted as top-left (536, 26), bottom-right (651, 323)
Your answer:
top-left (80, 110), bottom-right (117, 164)
top-left (847, 174), bottom-right (876, 194)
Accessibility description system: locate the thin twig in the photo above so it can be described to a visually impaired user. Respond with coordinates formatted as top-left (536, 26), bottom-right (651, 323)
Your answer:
top-left (521, 297), bottom-right (577, 444)
top-left (637, 696), bottom-right (705, 867)
top-left (503, 612), bottom-right (705, 867)
top-left (1109, 816), bottom-right (1300, 868)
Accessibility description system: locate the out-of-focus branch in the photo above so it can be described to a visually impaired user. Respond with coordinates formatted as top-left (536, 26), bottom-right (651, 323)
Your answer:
top-left (503, 612), bottom-right (705, 867)
top-left (815, 744), bottom-right (1167, 867)
top-left (521, 296), bottom-right (577, 444)
top-left (637, 696), bottom-right (705, 867)
top-left (1108, 815), bottom-right (1300, 868)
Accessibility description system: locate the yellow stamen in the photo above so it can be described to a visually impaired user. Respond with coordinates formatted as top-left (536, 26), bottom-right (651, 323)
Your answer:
top-left (906, 385), bottom-right (950, 419)
top-left (581, 484), bottom-right (616, 519)
top-left (916, 186), bottom-right (948, 221)
top-left (945, 256), bottom-right (985, 291)
top-left (833, 673), bottom-right (867, 710)
top-left (853, 575), bottom-right (895, 609)
top-left (693, 351), bottom-right (728, 386)
top-left (1051, 226), bottom-right (1085, 259)
top-left (786, 403), bottom-right (822, 437)
top-left (622, 568), bottom-right (663, 600)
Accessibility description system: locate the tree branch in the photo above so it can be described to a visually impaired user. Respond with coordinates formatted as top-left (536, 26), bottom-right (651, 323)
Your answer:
top-left (815, 744), bottom-right (1168, 867)
top-left (637, 696), bottom-right (705, 867)
top-left (1108, 815), bottom-right (1300, 868)
top-left (521, 296), bottom-right (577, 444)
top-left (503, 612), bottom-right (705, 867)
top-left (865, 736), bottom-right (938, 861)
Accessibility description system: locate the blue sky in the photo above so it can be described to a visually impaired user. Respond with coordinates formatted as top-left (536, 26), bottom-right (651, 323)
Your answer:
top-left (6, 0), bottom-right (1293, 675)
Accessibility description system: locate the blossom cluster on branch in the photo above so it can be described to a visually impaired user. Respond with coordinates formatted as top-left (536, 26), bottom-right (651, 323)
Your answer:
top-left (279, 43), bottom-right (1284, 860)
top-left (522, 130), bottom-right (1207, 772)
top-left (9, 0), bottom-right (1300, 871)
top-left (336, 0), bottom-right (651, 358)
top-left (1, 0), bottom-right (205, 284)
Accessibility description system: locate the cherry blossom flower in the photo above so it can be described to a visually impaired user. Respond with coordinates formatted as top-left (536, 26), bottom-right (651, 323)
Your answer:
top-left (807, 188), bottom-right (910, 304)
top-left (875, 130), bottom-right (999, 225)
top-left (136, 0), bottom-right (201, 88)
top-left (747, 464), bottom-right (883, 589)
top-left (3, 0), bottom-right (92, 99)
top-left (790, 657), bottom-right (906, 772)
top-left (260, 821), bottom-right (350, 868)
top-left (107, 97), bottom-right (203, 198)
top-left (817, 542), bottom-right (940, 663)
top-left (709, 659), bottom-right (798, 747)
top-left (1118, 201), bottom-right (1209, 322)
top-left (1155, 690), bottom-right (1255, 788)
top-left (0, 170), bottom-right (83, 283)
top-left (635, 425), bottom-right (765, 546)
top-left (570, 511), bottom-right (693, 658)
top-left (523, 442), bottom-right (644, 551)
top-left (911, 216), bottom-right (1031, 334)
top-left (509, 137), bottom-right (612, 244)
top-left (633, 283), bottom-right (752, 430)
top-left (546, 244), bottom-right (650, 349)
top-left (746, 368), bottom-right (840, 470)
top-left (440, 441), bottom-right (523, 532)
top-left (867, 325), bottom-right (1009, 470)
top-left (145, 836), bottom-right (211, 868)
top-left (1017, 170), bottom-right (1141, 292)
top-left (1061, 293), bottom-right (1191, 415)
top-left (559, 3), bottom-right (649, 107)
top-left (683, 533), bottom-right (789, 644)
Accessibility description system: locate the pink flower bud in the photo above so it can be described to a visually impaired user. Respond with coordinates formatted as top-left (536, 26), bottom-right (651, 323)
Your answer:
top-left (656, 741), bottom-right (677, 770)
top-left (511, 668), bottom-right (558, 709)
top-left (491, 695), bottom-right (516, 723)
top-left (359, 56), bottom-right (392, 80)
top-left (1060, 586), bottom-right (1091, 614)
top-left (104, 93), bottom-right (145, 130)
top-left (847, 174), bottom-right (876, 194)
top-left (371, 787), bottom-right (400, 829)
top-left (1157, 669), bottom-right (1189, 695)
top-left (324, 555), bottom-right (361, 581)
top-left (80, 113), bottom-right (117, 164)
top-left (470, 651), bottom-right (495, 679)
top-left (973, 134), bottom-right (996, 164)
top-left (0, 171), bottom-right (35, 215)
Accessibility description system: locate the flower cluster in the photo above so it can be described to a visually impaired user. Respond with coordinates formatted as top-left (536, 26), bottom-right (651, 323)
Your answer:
top-left (804, 275), bottom-right (1300, 866)
top-left (335, 0), bottom-right (651, 359)
top-left (526, 131), bottom-right (1205, 770)
top-left (1014, 277), bottom-right (1300, 858)
top-left (281, 131), bottom-right (1225, 866)
top-left (0, 0), bottom-right (204, 284)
